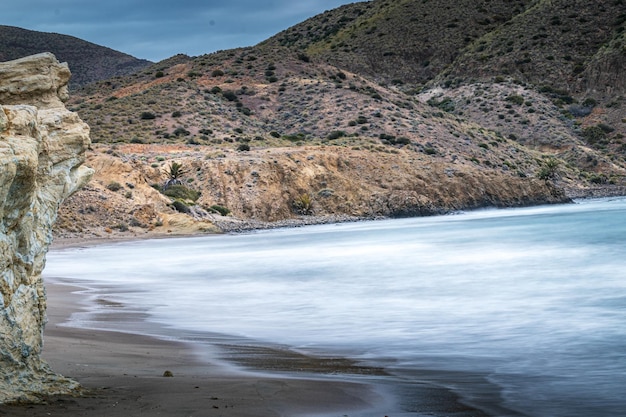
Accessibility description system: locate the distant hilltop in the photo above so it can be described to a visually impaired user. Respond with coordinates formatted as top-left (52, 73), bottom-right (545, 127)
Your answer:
top-left (0, 25), bottom-right (152, 88)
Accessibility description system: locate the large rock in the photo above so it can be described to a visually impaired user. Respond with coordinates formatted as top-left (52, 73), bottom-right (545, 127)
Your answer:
top-left (0, 53), bottom-right (93, 402)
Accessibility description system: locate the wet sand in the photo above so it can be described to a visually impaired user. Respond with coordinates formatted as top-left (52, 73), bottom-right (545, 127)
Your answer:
top-left (0, 281), bottom-right (393, 417)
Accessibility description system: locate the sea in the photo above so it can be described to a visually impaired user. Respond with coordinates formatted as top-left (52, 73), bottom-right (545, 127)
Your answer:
top-left (44, 197), bottom-right (626, 416)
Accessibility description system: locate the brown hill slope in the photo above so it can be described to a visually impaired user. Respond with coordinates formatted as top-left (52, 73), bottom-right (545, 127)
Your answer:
top-left (0, 25), bottom-right (152, 88)
top-left (264, 0), bottom-right (533, 86)
top-left (52, 0), bottom-right (626, 239)
top-left (441, 0), bottom-right (626, 95)
top-left (262, 0), bottom-right (626, 165)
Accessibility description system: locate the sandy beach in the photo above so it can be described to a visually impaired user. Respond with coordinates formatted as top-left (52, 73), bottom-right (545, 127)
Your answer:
top-left (0, 280), bottom-right (394, 417)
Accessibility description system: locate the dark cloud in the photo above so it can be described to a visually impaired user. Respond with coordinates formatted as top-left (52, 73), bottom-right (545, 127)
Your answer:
top-left (1, 0), bottom-right (356, 61)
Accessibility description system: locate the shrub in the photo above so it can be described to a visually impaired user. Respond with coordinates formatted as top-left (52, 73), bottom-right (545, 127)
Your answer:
top-left (114, 223), bottom-right (129, 232)
top-left (222, 90), bottom-right (238, 101)
top-left (283, 133), bottom-right (306, 142)
top-left (297, 53), bottom-right (310, 62)
top-left (140, 111), bottom-right (156, 120)
top-left (173, 127), bottom-right (191, 136)
top-left (106, 181), bottom-right (122, 191)
top-left (395, 136), bottom-right (411, 145)
top-left (269, 131), bottom-right (281, 138)
top-left (172, 111), bottom-right (182, 118)
top-left (237, 143), bottom-right (250, 151)
top-left (211, 69), bottom-right (225, 77)
top-left (568, 105), bottom-right (592, 117)
top-left (427, 97), bottom-right (455, 112)
top-left (582, 125), bottom-right (607, 144)
top-left (506, 95), bottom-right (525, 105)
top-left (163, 185), bottom-right (201, 202)
top-left (327, 130), bottom-right (346, 140)
top-left (293, 193), bottom-right (313, 215)
top-left (171, 200), bottom-right (191, 213)
top-left (155, 71), bottom-right (164, 78)
top-left (537, 158), bottom-right (560, 181)
top-left (209, 205), bottom-right (230, 216)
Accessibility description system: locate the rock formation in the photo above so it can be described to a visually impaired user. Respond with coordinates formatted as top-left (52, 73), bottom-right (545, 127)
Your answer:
top-left (0, 53), bottom-right (93, 403)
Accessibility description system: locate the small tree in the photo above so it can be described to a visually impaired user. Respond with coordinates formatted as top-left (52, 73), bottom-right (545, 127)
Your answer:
top-left (163, 161), bottom-right (186, 190)
top-left (537, 157), bottom-right (560, 182)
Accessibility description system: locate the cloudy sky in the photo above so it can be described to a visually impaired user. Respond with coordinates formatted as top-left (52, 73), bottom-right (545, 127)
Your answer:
top-left (2, 0), bottom-right (358, 62)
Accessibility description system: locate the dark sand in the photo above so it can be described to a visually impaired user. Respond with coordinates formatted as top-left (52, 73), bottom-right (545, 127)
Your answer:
top-left (0, 281), bottom-right (394, 417)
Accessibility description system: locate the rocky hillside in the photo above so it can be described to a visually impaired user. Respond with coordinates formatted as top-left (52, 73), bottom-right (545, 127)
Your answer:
top-left (51, 0), bottom-right (626, 241)
top-left (0, 25), bottom-right (152, 88)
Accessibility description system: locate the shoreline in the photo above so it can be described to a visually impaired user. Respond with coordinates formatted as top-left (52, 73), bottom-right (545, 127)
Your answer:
top-left (51, 187), bottom-right (626, 249)
top-left (0, 279), bottom-right (396, 417)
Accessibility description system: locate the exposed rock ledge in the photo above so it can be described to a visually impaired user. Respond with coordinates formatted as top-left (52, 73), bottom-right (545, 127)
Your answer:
top-left (0, 53), bottom-right (93, 403)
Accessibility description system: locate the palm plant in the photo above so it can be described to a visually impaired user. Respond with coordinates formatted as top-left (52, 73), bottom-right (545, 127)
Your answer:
top-left (163, 161), bottom-right (186, 190)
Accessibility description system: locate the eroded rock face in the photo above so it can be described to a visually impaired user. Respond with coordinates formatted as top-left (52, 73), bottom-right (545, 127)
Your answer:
top-left (0, 53), bottom-right (93, 403)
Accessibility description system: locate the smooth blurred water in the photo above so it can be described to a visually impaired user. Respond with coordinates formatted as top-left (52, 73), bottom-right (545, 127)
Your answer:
top-left (45, 197), bottom-right (626, 416)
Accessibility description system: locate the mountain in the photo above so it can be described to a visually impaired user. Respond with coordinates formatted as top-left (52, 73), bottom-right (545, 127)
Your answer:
top-left (264, 0), bottom-right (533, 86)
top-left (0, 25), bottom-right (152, 88)
top-left (49, 0), bottom-right (626, 240)
top-left (266, 0), bottom-right (625, 97)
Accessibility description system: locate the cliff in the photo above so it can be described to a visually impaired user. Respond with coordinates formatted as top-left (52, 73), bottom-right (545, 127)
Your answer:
top-left (0, 53), bottom-right (93, 402)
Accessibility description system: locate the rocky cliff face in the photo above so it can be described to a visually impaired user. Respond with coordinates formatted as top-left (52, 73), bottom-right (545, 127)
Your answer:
top-left (0, 53), bottom-right (92, 403)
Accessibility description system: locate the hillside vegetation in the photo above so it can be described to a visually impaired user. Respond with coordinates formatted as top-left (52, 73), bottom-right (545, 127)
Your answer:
top-left (43, 0), bottom-right (626, 239)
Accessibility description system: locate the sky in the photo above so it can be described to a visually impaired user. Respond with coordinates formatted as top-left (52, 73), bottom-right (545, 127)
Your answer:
top-left (2, 1), bottom-right (359, 62)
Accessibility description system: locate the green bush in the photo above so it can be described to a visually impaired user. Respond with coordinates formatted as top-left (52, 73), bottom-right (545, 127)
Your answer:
top-left (427, 97), bottom-right (455, 112)
top-left (173, 127), bottom-right (191, 136)
top-left (222, 91), bottom-right (238, 102)
top-left (163, 185), bottom-right (201, 202)
top-left (293, 193), bottom-right (313, 215)
top-left (283, 133), bottom-right (306, 142)
top-left (209, 205), bottom-right (230, 216)
top-left (537, 158), bottom-right (560, 181)
top-left (140, 111), bottom-right (156, 120)
top-left (582, 125), bottom-right (607, 144)
top-left (327, 130), bottom-right (346, 140)
top-left (171, 200), bottom-right (191, 213)
top-left (506, 95), bottom-right (525, 105)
